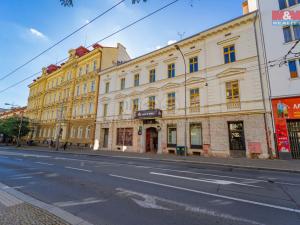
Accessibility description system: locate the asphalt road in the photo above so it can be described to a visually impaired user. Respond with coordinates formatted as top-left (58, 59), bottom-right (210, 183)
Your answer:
top-left (0, 147), bottom-right (300, 225)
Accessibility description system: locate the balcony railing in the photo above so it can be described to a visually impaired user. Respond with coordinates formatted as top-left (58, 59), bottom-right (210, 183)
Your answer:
top-left (226, 100), bottom-right (241, 109)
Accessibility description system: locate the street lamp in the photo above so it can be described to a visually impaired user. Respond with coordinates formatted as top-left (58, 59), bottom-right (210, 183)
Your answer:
top-left (175, 45), bottom-right (187, 157)
top-left (4, 103), bottom-right (23, 147)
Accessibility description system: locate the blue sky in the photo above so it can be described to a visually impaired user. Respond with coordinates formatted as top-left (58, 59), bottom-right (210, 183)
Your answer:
top-left (0, 0), bottom-right (244, 108)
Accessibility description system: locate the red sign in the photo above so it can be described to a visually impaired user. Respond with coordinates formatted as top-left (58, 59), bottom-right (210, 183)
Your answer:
top-left (272, 97), bottom-right (300, 153)
top-left (272, 10), bottom-right (300, 26)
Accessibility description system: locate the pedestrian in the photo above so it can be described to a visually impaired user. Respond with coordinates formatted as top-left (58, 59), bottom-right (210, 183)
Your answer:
top-left (63, 142), bottom-right (68, 151)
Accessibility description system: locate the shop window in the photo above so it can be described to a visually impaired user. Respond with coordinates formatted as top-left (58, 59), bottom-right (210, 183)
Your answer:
top-left (116, 128), bottom-right (133, 146)
top-left (167, 125), bottom-right (177, 147)
top-left (190, 123), bottom-right (203, 149)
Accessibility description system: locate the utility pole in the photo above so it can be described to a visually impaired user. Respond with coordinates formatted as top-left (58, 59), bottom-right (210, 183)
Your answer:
top-left (175, 44), bottom-right (187, 157)
top-left (16, 111), bottom-right (24, 147)
top-left (55, 101), bottom-right (64, 151)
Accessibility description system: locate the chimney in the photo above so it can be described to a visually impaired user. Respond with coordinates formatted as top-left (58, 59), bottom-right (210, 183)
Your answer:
top-left (242, 1), bottom-right (249, 15)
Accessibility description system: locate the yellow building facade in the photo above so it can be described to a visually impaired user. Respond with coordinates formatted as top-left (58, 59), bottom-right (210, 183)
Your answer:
top-left (26, 43), bottom-right (130, 147)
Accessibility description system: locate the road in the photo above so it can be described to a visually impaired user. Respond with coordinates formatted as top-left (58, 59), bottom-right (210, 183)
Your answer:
top-left (0, 147), bottom-right (299, 225)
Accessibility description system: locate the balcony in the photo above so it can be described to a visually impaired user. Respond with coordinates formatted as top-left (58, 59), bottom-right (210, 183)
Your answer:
top-left (226, 100), bottom-right (241, 110)
top-left (189, 106), bottom-right (200, 113)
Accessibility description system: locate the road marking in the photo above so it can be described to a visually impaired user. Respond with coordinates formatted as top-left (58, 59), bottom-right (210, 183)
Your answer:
top-left (0, 156), bottom-right (9, 159)
top-left (116, 188), bottom-right (265, 225)
top-left (110, 174), bottom-right (300, 214)
top-left (150, 172), bottom-right (262, 188)
top-left (34, 162), bottom-right (54, 166)
top-left (65, 166), bottom-right (92, 173)
top-left (54, 198), bottom-right (105, 207)
top-left (12, 172), bottom-right (43, 177)
top-left (10, 176), bottom-right (32, 180)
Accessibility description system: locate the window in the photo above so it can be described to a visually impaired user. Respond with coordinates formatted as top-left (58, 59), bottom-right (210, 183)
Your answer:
top-left (149, 69), bottom-right (156, 83)
top-left (83, 83), bottom-right (87, 94)
top-left (167, 125), bottom-right (177, 147)
top-left (116, 128), bottom-right (133, 146)
top-left (80, 104), bottom-right (84, 115)
top-left (279, 0), bottom-right (298, 9)
top-left (190, 88), bottom-right (200, 112)
top-left (105, 82), bottom-right (110, 93)
top-left (120, 78), bottom-right (126, 90)
top-left (283, 25), bottom-right (300, 42)
top-left (189, 56), bottom-right (198, 73)
top-left (228, 121), bottom-right (245, 151)
top-left (86, 126), bottom-right (91, 139)
top-left (148, 96), bottom-right (155, 110)
top-left (76, 85), bottom-right (80, 96)
top-left (119, 101), bottom-right (124, 115)
top-left (88, 102), bottom-right (94, 114)
top-left (226, 80), bottom-right (240, 102)
top-left (78, 67), bottom-right (82, 77)
top-left (167, 92), bottom-right (176, 111)
top-left (103, 104), bottom-right (108, 117)
top-left (168, 63), bottom-right (175, 78)
top-left (289, 60), bottom-right (299, 78)
top-left (224, 45), bottom-right (236, 64)
top-left (71, 127), bottom-right (76, 138)
top-left (93, 60), bottom-right (97, 71)
top-left (133, 99), bottom-right (139, 112)
top-left (134, 74), bottom-right (139, 87)
top-left (190, 123), bottom-right (203, 149)
top-left (90, 80), bottom-right (95, 92)
top-left (85, 64), bottom-right (89, 74)
top-left (78, 127), bottom-right (83, 138)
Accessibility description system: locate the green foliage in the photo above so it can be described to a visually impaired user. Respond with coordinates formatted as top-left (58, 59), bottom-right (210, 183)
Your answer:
top-left (0, 116), bottom-right (30, 138)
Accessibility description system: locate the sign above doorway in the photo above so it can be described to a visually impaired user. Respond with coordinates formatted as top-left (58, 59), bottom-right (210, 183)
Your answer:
top-left (135, 109), bottom-right (162, 119)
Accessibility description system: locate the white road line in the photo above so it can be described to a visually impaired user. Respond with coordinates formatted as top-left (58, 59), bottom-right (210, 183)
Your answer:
top-left (10, 176), bottom-right (32, 180)
top-left (54, 199), bottom-right (105, 207)
top-left (150, 172), bottom-right (262, 188)
top-left (34, 162), bottom-right (54, 166)
top-left (12, 172), bottom-right (43, 177)
top-left (0, 156), bottom-right (9, 159)
top-left (65, 166), bottom-right (92, 173)
top-left (110, 174), bottom-right (300, 214)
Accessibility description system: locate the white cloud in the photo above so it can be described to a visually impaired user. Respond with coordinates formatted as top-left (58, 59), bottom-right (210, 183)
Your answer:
top-left (156, 46), bottom-right (162, 50)
top-left (29, 28), bottom-right (46, 38)
top-left (167, 40), bottom-right (177, 45)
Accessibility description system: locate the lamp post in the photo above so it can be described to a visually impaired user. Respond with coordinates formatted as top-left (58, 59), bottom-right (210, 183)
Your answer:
top-left (175, 45), bottom-right (187, 157)
top-left (5, 103), bottom-right (23, 147)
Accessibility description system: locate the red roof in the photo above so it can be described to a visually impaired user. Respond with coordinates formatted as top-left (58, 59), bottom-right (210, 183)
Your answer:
top-left (92, 43), bottom-right (103, 49)
top-left (47, 64), bottom-right (60, 74)
top-left (75, 46), bottom-right (90, 57)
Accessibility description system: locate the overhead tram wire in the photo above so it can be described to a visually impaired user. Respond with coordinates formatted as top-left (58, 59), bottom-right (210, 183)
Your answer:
top-left (0, 0), bottom-right (126, 82)
top-left (0, 0), bottom-right (180, 94)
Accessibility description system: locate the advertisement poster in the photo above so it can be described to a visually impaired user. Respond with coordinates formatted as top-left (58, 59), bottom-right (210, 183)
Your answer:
top-left (272, 98), bottom-right (300, 153)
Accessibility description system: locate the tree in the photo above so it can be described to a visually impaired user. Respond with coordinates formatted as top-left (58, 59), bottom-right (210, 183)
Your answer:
top-left (0, 116), bottom-right (30, 141)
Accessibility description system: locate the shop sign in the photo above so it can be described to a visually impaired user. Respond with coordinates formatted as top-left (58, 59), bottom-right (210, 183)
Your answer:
top-left (135, 109), bottom-right (162, 119)
top-left (272, 97), bottom-right (300, 153)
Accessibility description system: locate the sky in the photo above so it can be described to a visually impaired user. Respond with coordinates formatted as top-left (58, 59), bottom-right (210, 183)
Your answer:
top-left (0, 0), bottom-right (244, 109)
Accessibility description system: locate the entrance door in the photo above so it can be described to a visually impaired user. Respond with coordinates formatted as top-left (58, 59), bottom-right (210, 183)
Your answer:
top-left (228, 121), bottom-right (246, 157)
top-left (146, 127), bottom-right (158, 153)
top-left (103, 128), bottom-right (109, 148)
top-left (287, 120), bottom-right (300, 159)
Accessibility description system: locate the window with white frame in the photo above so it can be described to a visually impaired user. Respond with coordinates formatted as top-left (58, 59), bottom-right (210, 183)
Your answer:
top-left (78, 127), bottom-right (83, 138)
top-left (86, 126), bottom-right (91, 139)
top-left (90, 80), bottom-right (95, 92)
top-left (288, 59), bottom-right (300, 78)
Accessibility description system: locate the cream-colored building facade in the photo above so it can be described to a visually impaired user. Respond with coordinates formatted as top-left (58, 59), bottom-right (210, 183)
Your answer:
top-left (94, 12), bottom-right (274, 158)
top-left (26, 43), bottom-right (130, 147)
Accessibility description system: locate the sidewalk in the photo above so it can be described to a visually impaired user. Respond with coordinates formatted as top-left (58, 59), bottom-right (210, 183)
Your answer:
top-left (0, 182), bottom-right (92, 225)
top-left (2, 145), bottom-right (300, 173)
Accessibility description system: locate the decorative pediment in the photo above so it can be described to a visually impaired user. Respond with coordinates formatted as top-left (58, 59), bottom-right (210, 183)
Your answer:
top-left (217, 68), bottom-right (246, 78)
top-left (217, 36), bottom-right (240, 46)
top-left (163, 57), bottom-right (178, 64)
top-left (146, 63), bottom-right (158, 69)
top-left (186, 77), bottom-right (205, 85)
top-left (143, 87), bottom-right (159, 95)
top-left (184, 49), bottom-right (201, 57)
top-left (114, 93), bottom-right (127, 100)
top-left (128, 91), bottom-right (141, 97)
top-left (99, 97), bottom-right (111, 102)
top-left (160, 82), bottom-right (181, 90)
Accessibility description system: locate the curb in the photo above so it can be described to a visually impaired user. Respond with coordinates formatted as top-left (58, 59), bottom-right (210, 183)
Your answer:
top-left (2, 146), bottom-right (300, 174)
top-left (0, 182), bottom-right (93, 225)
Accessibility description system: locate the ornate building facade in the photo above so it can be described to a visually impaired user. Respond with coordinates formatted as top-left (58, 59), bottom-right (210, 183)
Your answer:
top-left (94, 12), bottom-right (275, 158)
top-left (26, 43), bottom-right (130, 147)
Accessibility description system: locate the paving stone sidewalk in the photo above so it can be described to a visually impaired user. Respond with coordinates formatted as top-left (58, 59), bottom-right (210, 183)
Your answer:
top-left (4, 145), bottom-right (300, 173)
